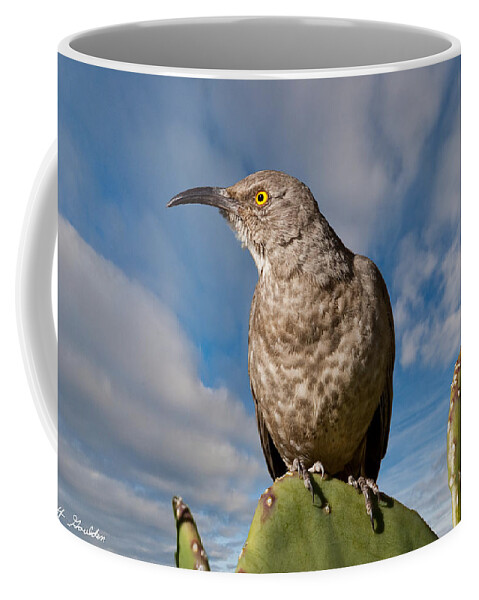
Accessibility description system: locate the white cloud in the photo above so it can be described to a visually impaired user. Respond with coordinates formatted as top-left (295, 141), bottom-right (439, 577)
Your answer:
top-left (207, 64), bottom-right (454, 254)
top-left (310, 66), bottom-right (453, 253)
top-left (382, 443), bottom-right (452, 537)
top-left (427, 111), bottom-right (461, 242)
top-left (395, 237), bottom-right (460, 369)
top-left (379, 383), bottom-right (453, 537)
top-left (392, 105), bottom-right (460, 370)
top-left (58, 216), bottom-right (265, 568)
top-left (59, 437), bottom-right (173, 534)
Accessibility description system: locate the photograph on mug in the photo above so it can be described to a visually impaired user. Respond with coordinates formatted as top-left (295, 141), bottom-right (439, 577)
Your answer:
top-left (57, 54), bottom-right (460, 572)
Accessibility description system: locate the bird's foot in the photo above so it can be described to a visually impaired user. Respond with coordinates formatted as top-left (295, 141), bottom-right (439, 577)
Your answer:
top-left (291, 458), bottom-right (315, 502)
top-left (348, 476), bottom-right (380, 530)
top-left (308, 461), bottom-right (325, 478)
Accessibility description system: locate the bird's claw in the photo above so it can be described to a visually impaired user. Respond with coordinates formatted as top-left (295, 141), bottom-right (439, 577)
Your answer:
top-left (348, 475), bottom-right (380, 530)
top-left (292, 458), bottom-right (315, 503)
top-left (308, 461), bottom-right (325, 478)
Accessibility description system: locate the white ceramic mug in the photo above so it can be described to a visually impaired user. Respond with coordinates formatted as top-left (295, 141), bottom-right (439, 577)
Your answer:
top-left (17, 17), bottom-right (461, 572)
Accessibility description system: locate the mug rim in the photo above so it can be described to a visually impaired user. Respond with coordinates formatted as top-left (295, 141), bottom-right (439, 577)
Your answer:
top-left (58, 16), bottom-right (461, 80)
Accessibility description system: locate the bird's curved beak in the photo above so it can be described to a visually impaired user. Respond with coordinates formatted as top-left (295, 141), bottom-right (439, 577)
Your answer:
top-left (167, 186), bottom-right (238, 214)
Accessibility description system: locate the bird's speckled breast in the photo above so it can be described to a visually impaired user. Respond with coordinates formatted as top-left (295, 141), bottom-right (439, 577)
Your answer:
top-left (248, 256), bottom-right (391, 474)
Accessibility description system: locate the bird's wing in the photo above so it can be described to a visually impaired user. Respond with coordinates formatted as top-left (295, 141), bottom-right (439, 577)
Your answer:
top-left (364, 272), bottom-right (395, 481)
top-left (248, 285), bottom-right (287, 481)
top-left (251, 382), bottom-right (288, 481)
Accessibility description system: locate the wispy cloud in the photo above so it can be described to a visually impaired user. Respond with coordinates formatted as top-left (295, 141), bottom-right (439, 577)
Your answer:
top-left (380, 378), bottom-right (453, 536)
top-left (202, 62), bottom-right (455, 256)
top-left (393, 101), bottom-right (460, 369)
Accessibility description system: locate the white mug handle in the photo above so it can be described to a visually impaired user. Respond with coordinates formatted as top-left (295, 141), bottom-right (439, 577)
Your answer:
top-left (16, 142), bottom-right (58, 451)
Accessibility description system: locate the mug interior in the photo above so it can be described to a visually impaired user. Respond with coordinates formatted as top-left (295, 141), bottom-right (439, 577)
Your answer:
top-left (63, 17), bottom-right (459, 75)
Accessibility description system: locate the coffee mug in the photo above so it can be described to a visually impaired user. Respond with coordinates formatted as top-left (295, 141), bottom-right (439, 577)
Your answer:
top-left (17, 17), bottom-right (461, 572)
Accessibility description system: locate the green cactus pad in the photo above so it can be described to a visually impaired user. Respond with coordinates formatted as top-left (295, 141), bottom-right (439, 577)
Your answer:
top-left (172, 496), bottom-right (210, 571)
top-left (447, 352), bottom-right (461, 527)
top-left (236, 473), bottom-right (437, 573)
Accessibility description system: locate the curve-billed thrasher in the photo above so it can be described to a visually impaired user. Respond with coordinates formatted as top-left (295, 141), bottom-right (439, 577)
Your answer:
top-left (168, 171), bottom-right (395, 526)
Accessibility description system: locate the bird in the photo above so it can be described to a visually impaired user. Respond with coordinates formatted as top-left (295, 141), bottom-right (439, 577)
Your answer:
top-left (168, 170), bottom-right (395, 527)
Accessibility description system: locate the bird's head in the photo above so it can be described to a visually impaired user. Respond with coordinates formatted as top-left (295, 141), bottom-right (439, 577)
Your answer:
top-left (168, 170), bottom-right (320, 272)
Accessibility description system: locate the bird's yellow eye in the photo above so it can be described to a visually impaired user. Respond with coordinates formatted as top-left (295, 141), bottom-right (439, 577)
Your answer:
top-left (255, 190), bottom-right (269, 206)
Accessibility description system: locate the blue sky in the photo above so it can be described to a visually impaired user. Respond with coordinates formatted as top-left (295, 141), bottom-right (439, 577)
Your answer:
top-left (58, 54), bottom-right (460, 570)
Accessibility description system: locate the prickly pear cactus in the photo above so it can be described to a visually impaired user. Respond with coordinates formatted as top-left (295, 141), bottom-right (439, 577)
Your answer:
top-left (172, 496), bottom-right (210, 570)
top-left (447, 352), bottom-right (461, 527)
top-left (235, 474), bottom-right (437, 573)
